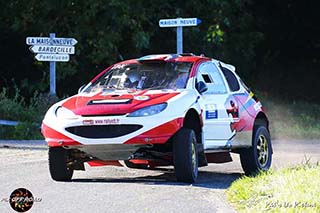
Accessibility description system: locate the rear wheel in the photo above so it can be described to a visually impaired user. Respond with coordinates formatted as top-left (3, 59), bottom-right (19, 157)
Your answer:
top-left (173, 128), bottom-right (198, 183)
top-left (240, 126), bottom-right (272, 175)
top-left (48, 147), bottom-right (73, 181)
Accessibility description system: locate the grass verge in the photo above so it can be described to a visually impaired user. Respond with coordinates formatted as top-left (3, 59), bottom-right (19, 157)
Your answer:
top-left (226, 162), bottom-right (320, 212)
top-left (258, 93), bottom-right (320, 140)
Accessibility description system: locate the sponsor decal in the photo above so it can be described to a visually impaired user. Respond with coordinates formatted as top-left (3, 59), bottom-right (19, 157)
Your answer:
top-left (134, 95), bottom-right (150, 101)
top-left (83, 120), bottom-right (94, 125)
top-left (254, 101), bottom-right (262, 111)
top-left (112, 63), bottom-right (128, 69)
top-left (205, 104), bottom-right (218, 119)
top-left (83, 119), bottom-right (120, 125)
top-left (240, 97), bottom-right (256, 113)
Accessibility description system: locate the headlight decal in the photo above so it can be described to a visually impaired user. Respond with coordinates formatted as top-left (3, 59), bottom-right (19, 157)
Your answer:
top-left (127, 103), bottom-right (167, 117)
top-left (55, 106), bottom-right (78, 119)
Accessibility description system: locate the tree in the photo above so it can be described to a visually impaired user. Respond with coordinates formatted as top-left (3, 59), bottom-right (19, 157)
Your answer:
top-left (1, 0), bottom-right (318, 102)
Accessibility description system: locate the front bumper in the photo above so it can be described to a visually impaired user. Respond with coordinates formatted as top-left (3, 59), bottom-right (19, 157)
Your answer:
top-left (42, 114), bottom-right (184, 147)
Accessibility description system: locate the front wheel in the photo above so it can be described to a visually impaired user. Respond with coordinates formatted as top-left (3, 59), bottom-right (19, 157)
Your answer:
top-left (173, 128), bottom-right (198, 183)
top-left (48, 147), bottom-right (73, 181)
top-left (240, 126), bottom-right (272, 175)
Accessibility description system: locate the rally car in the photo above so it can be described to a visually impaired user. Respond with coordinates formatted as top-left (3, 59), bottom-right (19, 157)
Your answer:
top-left (42, 53), bottom-right (272, 183)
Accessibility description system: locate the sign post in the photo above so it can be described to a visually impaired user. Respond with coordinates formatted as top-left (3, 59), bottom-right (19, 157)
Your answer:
top-left (49, 33), bottom-right (56, 96)
top-left (26, 33), bottom-right (78, 96)
top-left (177, 26), bottom-right (183, 54)
top-left (159, 17), bottom-right (201, 54)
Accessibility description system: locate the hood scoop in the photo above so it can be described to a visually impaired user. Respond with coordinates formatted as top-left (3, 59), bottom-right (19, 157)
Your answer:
top-left (87, 99), bottom-right (132, 105)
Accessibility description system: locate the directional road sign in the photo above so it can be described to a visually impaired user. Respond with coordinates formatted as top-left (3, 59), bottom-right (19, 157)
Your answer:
top-left (26, 37), bottom-right (78, 46)
top-left (35, 54), bottom-right (70, 62)
top-left (159, 17), bottom-right (201, 54)
top-left (159, 18), bottom-right (201, 28)
top-left (26, 33), bottom-right (77, 95)
top-left (30, 45), bottom-right (75, 54)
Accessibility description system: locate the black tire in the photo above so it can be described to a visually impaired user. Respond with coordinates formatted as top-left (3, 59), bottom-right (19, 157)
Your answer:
top-left (124, 160), bottom-right (149, 169)
top-left (48, 147), bottom-right (73, 181)
top-left (240, 126), bottom-right (272, 176)
top-left (173, 128), bottom-right (198, 183)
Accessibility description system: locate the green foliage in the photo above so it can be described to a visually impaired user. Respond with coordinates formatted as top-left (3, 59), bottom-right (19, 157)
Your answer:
top-left (0, 0), bottom-right (319, 112)
top-left (226, 163), bottom-right (320, 212)
top-left (0, 0), bottom-right (262, 97)
top-left (0, 88), bottom-right (57, 139)
top-left (0, 88), bottom-right (32, 121)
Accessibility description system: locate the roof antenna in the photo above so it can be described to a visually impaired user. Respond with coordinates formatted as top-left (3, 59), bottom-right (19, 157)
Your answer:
top-left (118, 53), bottom-right (124, 61)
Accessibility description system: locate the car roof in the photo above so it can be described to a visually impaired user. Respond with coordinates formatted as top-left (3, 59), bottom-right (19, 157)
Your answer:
top-left (136, 53), bottom-right (209, 63)
top-left (114, 54), bottom-right (235, 73)
top-left (135, 54), bottom-right (236, 72)
top-left (111, 54), bottom-right (209, 65)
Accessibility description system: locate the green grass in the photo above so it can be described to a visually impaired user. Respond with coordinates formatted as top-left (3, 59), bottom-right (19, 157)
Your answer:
top-left (226, 162), bottom-right (320, 212)
top-left (259, 94), bottom-right (320, 140)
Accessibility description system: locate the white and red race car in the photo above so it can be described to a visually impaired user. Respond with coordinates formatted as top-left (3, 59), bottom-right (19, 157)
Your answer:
top-left (42, 54), bottom-right (272, 183)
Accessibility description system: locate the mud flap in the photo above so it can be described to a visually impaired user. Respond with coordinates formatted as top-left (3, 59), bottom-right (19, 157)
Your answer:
top-left (205, 152), bottom-right (232, 163)
top-left (197, 144), bottom-right (208, 167)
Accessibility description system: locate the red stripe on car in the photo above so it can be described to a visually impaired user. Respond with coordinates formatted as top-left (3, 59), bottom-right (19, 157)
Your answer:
top-left (42, 123), bottom-right (82, 147)
top-left (124, 118), bottom-right (184, 144)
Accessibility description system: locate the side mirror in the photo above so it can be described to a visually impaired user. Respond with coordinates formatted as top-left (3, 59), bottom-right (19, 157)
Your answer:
top-left (78, 84), bottom-right (86, 93)
top-left (196, 81), bottom-right (208, 94)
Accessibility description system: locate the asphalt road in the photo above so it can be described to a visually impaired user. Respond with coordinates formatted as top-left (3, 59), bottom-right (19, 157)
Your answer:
top-left (0, 139), bottom-right (319, 213)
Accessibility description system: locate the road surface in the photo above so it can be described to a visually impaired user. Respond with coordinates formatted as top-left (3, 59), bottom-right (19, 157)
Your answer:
top-left (0, 139), bottom-right (319, 213)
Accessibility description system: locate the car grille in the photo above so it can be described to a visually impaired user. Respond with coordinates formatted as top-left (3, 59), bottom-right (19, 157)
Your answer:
top-left (65, 125), bottom-right (143, 139)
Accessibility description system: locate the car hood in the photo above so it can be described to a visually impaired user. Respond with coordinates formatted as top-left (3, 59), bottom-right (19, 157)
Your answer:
top-left (61, 89), bottom-right (180, 116)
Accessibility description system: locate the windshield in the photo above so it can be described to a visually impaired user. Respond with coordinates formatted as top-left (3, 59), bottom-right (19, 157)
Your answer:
top-left (84, 61), bottom-right (193, 92)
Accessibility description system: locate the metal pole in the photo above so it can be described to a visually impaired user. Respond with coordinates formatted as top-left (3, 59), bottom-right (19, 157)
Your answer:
top-left (176, 26), bottom-right (183, 54)
top-left (49, 33), bottom-right (56, 96)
